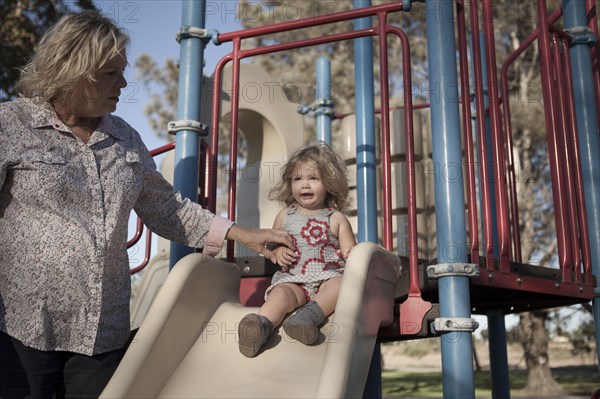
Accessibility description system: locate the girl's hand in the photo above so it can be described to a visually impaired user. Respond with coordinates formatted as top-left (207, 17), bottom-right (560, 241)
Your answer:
top-left (336, 246), bottom-right (353, 260)
top-left (272, 245), bottom-right (297, 267)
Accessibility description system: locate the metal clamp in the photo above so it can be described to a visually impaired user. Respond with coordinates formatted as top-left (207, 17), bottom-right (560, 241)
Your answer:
top-left (297, 99), bottom-right (335, 116)
top-left (176, 26), bottom-right (213, 44)
top-left (167, 120), bottom-right (209, 136)
top-left (433, 317), bottom-right (479, 333)
top-left (565, 26), bottom-right (597, 45)
top-left (427, 263), bottom-right (479, 278)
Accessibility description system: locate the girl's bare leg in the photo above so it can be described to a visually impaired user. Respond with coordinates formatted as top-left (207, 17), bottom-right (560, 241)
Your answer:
top-left (258, 283), bottom-right (306, 327)
top-left (312, 276), bottom-right (342, 316)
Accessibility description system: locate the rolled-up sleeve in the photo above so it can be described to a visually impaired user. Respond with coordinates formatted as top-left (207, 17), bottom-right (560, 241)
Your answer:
top-left (132, 139), bottom-right (233, 256)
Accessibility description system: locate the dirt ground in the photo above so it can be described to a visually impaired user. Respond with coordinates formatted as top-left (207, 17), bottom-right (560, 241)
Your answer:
top-left (380, 339), bottom-right (599, 372)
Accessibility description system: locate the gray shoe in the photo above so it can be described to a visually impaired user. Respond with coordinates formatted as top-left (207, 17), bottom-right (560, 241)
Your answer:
top-left (238, 313), bottom-right (273, 357)
top-left (282, 301), bottom-right (325, 345)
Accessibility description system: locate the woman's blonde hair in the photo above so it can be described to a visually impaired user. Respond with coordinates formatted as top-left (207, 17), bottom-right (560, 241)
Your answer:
top-left (269, 142), bottom-right (351, 211)
top-left (16, 11), bottom-right (129, 104)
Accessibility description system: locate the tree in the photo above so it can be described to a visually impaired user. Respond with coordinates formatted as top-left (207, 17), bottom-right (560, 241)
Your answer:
top-left (519, 311), bottom-right (566, 396)
top-left (0, 0), bottom-right (97, 101)
top-left (135, 54), bottom-right (179, 141)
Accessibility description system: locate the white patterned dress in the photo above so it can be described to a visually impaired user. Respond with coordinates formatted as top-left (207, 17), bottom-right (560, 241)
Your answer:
top-left (265, 203), bottom-right (345, 301)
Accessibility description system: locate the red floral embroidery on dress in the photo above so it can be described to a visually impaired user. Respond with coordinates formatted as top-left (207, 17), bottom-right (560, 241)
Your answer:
top-left (301, 258), bottom-right (322, 274)
top-left (300, 243), bottom-right (342, 274)
top-left (300, 218), bottom-right (330, 246)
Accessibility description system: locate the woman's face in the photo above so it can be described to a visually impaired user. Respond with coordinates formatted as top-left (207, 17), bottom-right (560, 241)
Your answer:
top-left (70, 52), bottom-right (128, 117)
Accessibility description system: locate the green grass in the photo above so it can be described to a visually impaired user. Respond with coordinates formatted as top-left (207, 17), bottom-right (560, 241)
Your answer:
top-left (382, 366), bottom-right (599, 398)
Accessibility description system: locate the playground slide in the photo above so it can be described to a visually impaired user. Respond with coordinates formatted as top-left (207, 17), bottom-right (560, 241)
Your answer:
top-left (100, 242), bottom-right (401, 398)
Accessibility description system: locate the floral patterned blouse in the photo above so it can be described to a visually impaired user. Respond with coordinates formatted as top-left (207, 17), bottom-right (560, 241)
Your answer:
top-left (0, 98), bottom-right (233, 355)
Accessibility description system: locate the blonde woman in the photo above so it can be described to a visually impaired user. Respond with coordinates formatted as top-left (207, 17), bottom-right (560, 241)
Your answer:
top-left (0, 11), bottom-right (291, 397)
top-left (238, 142), bottom-right (356, 357)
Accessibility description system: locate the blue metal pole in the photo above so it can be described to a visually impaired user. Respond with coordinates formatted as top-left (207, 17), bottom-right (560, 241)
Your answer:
top-left (425, 1), bottom-right (475, 398)
top-left (170, 0), bottom-right (207, 269)
top-left (562, 0), bottom-right (600, 367)
top-left (316, 56), bottom-right (333, 144)
top-left (353, 1), bottom-right (380, 398)
top-left (475, 32), bottom-right (511, 399)
top-left (353, 0), bottom-right (378, 245)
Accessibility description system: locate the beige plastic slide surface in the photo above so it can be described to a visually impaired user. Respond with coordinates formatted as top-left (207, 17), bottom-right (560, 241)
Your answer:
top-left (101, 242), bottom-right (401, 399)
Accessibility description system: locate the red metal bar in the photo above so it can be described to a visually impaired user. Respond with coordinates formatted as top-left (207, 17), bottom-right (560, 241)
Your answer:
top-left (387, 24), bottom-right (419, 295)
top-left (149, 141), bottom-right (176, 157)
top-left (238, 28), bottom-right (376, 61)
top-left (217, 2), bottom-right (404, 43)
top-left (473, 272), bottom-right (594, 299)
top-left (456, 0), bottom-right (480, 265)
top-left (226, 38), bottom-right (243, 261)
top-left (538, 0), bottom-right (574, 273)
top-left (560, 34), bottom-right (593, 284)
top-left (129, 229), bottom-right (153, 275)
top-left (127, 218), bottom-right (144, 248)
top-left (377, 11), bottom-right (393, 251)
top-left (499, 9), bottom-right (563, 264)
top-left (469, 1), bottom-right (495, 270)
top-left (208, 55), bottom-right (232, 214)
top-left (552, 35), bottom-right (579, 283)
top-left (482, 0), bottom-right (512, 273)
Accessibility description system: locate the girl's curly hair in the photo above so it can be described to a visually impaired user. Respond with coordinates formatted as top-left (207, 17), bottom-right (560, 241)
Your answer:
top-left (269, 141), bottom-right (351, 211)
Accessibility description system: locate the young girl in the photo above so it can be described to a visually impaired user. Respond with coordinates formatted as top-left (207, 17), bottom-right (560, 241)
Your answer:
top-left (238, 142), bottom-right (357, 357)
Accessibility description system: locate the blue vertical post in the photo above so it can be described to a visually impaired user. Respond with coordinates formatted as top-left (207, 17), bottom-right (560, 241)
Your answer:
top-left (315, 56), bottom-right (333, 144)
top-left (562, 0), bottom-right (600, 366)
top-left (474, 33), bottom-right (511, 399)
top-left (425, 1), bottom-right (475, 398)
top-left (170, 0), bottom-right (207, 269)
top-left (353, 1), bottom-right (380, 398)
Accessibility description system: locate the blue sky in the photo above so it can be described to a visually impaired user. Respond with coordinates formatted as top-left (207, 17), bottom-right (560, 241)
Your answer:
top-left (94, 0), bottom-right (242, 151)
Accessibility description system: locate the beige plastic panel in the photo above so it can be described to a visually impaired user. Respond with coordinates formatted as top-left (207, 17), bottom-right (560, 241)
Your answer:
top-left (388, 161), bottom-right (426, 211)
top-left (389, 107), bottom-right (423, 159)
top-left (102, 243), bottom-right (401, 399)
top-left (129, 255), bottom-right (169, 330)
top-left (391, 214), bottom-right (433, 260)
top-left (216, 63), bottom-right (306, 233)
top-left (339, 114), bottom-right (381, 164)
top-left (347, 170), bottom-right (382, 212)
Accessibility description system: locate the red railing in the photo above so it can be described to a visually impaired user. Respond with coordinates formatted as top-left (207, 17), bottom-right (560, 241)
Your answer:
top-left (470, 0), bottom-right (593, 296)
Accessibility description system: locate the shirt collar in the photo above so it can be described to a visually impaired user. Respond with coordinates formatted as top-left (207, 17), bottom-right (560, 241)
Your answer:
top-left (28, 98), bottom-right (127, 141)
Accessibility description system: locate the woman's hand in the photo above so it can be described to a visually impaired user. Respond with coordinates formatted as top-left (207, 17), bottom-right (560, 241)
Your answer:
top-left (225, 225), bottom-right (293, 263)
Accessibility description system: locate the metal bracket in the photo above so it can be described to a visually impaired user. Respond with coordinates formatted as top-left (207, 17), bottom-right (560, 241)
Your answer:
top-left (427, 262), bottom-right (479, 278)
top-left (167, 120), bottom-right (209, 136)
top-left (565, 26), bottom-right (597, 45)
top-left (433, 317), bottom-right (479, 333)
top-left (297, 99), bottom-right (335, 116)
top-left (176, 26), bottom-right (215, 44)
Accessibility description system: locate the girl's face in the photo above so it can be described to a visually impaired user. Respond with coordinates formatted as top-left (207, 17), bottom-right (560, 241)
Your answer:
top-left (291, 161), bottom-right (328, 211)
